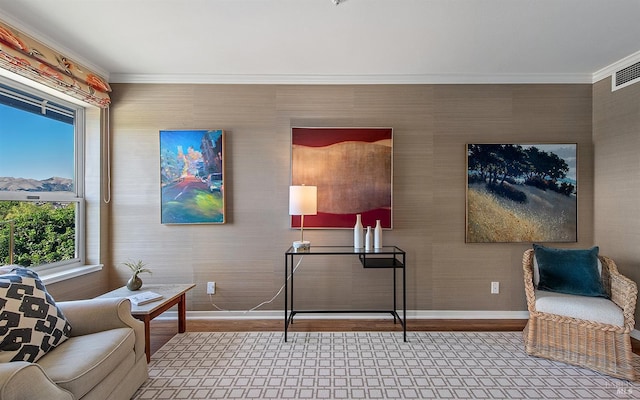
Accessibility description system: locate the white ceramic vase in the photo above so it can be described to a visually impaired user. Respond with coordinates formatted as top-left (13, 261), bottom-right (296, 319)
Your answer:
top-left (374, 219), bottom-right (382, 248)
top-left (365, 226), bottom-right (372, 251)
top-left (353, 214), bottom-right (363, 248)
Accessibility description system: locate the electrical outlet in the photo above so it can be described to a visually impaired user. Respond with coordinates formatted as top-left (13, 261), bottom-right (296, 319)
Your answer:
top-left (207, 281), bottom-right (215, 294)
top-left (491, 281), bottom-right (499, 294)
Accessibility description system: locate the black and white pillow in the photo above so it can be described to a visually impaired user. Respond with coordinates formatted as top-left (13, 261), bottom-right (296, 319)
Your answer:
top-left (0, 266), bottom-right (71, 362)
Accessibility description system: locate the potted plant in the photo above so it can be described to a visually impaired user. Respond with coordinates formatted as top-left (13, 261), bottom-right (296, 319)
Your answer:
top-left (122, 260), bottom-right (152, 291)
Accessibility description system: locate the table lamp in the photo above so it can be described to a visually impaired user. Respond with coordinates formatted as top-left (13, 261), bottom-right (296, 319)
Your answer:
top-left (289, 185), bottom-right (317, 250)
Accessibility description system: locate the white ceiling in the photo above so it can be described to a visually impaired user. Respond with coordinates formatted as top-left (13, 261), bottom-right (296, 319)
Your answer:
top-left (0, 0), bottom-right (639, 84)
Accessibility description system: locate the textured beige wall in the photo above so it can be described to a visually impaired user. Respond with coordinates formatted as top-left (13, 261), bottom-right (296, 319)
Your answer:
top-left (593, 77), bottom-right (640, 325)
top-left (106, 83), bottom-right (593, 314)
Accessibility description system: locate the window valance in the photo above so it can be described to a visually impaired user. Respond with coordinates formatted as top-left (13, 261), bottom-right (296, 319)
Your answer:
top-left (0, 19), bottom-right (110, 108)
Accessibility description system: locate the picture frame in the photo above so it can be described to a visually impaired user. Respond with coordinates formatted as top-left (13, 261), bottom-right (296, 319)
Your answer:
top-left (466, 143), bottom-right (577, 243)
top-left (291, 127), bottom-right (393, 229)
top-left (160, 129), bottom-right (225, 224)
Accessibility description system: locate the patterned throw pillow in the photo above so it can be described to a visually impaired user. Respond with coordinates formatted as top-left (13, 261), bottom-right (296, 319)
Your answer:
top-left (0, 266), bottom-right (71, 362)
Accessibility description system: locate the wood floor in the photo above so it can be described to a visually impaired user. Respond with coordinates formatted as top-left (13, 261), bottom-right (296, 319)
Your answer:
top-left (149, 318), bottom-right (640, 357)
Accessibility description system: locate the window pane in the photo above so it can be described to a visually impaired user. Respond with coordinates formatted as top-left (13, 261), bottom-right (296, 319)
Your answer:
top-left (0, 200), bottom-right (76, 267)
top-left (0, 77), bottom-right (84, 270)
top-left (0, 103), bottom-right (75, 192)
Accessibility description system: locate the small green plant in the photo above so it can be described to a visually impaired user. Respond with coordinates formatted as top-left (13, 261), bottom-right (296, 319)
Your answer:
top-left (121, 260), bottom-right (152, 276)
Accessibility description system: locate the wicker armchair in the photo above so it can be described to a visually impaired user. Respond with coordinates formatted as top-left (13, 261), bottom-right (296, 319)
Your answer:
top-left (522, 249), bottom-right (638, 381)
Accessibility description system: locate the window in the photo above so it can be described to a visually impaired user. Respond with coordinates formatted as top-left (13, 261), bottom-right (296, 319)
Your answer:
top-left (0, 77), bottom-right (85, 270)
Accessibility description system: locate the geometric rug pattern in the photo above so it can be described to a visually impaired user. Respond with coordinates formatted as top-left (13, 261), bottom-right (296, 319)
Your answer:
top-left (133, 331), bottom-right (640, 399)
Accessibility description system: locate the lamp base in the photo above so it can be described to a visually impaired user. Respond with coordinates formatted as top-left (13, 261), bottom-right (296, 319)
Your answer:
top-left (292, 240), bottom-right (311, 250)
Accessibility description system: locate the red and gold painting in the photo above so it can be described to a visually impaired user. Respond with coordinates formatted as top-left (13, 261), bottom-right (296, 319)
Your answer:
top-left (291, 127), bottom-right (392, 229)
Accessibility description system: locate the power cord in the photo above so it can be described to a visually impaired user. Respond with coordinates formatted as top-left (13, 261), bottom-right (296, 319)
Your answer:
top-left (208, 256), bottom-right (304, 313)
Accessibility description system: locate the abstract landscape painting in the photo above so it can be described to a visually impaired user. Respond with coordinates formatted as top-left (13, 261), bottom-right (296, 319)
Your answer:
top-left (291, 127), bottom-right (392, 229)
top-left (160, 129), bottom-right (225, 224)
top-left (466, 143), bottom-right (577, 243)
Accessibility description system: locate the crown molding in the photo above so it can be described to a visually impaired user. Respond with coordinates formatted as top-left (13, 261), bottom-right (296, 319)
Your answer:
top-left (109, 72), bottom-right (593, 85)
top-left (592, 49), bottom-right (640, 84)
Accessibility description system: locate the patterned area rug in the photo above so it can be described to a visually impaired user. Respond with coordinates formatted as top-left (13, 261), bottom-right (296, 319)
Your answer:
top-left (133, 331), bottom-right (640, 399)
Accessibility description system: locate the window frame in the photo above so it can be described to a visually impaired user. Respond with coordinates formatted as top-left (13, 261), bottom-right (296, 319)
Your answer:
top-left (0, 75), bottom-right (86, 271)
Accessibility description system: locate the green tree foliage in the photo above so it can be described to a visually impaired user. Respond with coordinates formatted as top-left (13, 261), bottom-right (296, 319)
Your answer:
top-left (523, 146), bottom-right (570, 183)
top-left (0, 201), bottom-right (75, 267)
top-left (468, 144), bottom-right (575, 198)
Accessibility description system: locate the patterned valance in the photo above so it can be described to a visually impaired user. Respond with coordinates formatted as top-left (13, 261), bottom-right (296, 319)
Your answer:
top-left (0, 19), bottom-right (110, 108)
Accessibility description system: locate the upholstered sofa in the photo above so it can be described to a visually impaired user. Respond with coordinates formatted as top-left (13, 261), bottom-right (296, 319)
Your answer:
top-left (0, 296), bottom-right (148, 400)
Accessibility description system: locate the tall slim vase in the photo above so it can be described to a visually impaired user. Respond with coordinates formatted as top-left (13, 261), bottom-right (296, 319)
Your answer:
top-left (365, 226), bottom-right (372, 251)
top-left (354, 214), bottom-right (363, 248)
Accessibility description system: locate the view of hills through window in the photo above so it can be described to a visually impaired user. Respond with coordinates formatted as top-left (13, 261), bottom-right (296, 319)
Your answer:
top-left (0, 100), bottom-right (77, 267)
top-left (0, 103), bottom-right (74, 190)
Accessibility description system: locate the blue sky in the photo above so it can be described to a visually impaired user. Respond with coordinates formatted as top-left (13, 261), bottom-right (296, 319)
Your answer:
top-left (0, 104), bottom-right (74, 181)
top-left (160, 129), bottom-right (207, 156)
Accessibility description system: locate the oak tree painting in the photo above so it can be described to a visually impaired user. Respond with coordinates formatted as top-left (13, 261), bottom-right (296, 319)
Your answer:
top-left (466, 144), bottom-right (577, 243)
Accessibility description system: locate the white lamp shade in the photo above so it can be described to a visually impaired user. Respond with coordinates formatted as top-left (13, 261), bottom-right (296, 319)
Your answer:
top-left (289, 185), bottom-right (317, 216)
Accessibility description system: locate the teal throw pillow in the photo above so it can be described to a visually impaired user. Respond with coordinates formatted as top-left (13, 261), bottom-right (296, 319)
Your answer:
top-left (533, 244), bottom-right (608, 298)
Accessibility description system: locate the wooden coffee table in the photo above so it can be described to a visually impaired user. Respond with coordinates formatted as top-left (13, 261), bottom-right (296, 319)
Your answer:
top-left (97, 283), bottom-right (195, 362)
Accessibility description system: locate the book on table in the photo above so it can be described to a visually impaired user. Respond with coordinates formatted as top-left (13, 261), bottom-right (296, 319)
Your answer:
top-left (128, 291), bottom-right (163, 306)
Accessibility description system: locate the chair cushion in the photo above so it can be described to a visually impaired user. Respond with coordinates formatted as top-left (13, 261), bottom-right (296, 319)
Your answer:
top-left (533, 244), bottom-right (608, 298)
top-left (37, 327), bottom-right (136, 399)
top-left (535, 289), bottom-right (624, 327)
top-left (0, 266), bottom-right (71, 362)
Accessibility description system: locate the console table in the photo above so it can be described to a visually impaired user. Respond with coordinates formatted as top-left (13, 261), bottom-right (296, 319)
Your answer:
top-left (284, 245), bottom-right (406, 342)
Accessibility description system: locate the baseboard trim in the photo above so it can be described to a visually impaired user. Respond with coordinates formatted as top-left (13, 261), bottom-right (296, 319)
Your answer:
top-left (156, 310), bottom-right (530, 321)
top-left (155, 311), bottom-right (640, 338)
